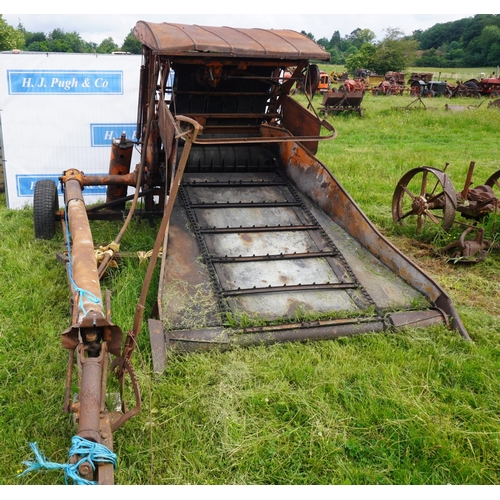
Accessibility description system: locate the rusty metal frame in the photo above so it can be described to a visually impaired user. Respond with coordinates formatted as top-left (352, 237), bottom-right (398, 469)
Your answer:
top-left (40, 21), bottom-right (474, 486)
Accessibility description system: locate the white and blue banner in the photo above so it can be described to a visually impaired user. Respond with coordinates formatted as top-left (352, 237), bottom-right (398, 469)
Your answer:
top-left (0, 52), bottom-right (142, 208)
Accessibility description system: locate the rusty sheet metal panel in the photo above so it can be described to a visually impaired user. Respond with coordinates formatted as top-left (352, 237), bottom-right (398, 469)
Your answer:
top-left (322, 91), bottom-right (364, 108)
top-left (298, 192), bottom-right (427, 310)
top-left (134, 21), bottom-right (330, 60)
top-left (274, 138), bottom-right (470, 339)
top-left (282, 96), bottom-right (321, 154)
top-left (160, 202), bottom-right (221, 331)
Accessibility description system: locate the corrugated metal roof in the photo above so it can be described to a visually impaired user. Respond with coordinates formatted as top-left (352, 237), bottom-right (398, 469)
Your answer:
top-left (134, 21), bottom-right (330, 60)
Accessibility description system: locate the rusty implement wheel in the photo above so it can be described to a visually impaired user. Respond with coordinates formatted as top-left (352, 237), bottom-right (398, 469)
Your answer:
top-left (484, 169), bottom-right (500, 199)
top-left (392, 167), bottom-right (457, 234)
top-left (304, 64), bottom-right (320, 95)
top-left (484, 169), bottom-right (500, 190)
top-left (34, 179), bottom-right (59, 240)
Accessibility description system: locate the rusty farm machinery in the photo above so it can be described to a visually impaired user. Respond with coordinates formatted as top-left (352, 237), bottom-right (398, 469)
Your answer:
top-left (392, 162), bottom-right (500, 263)
top-left (318, 77), bottom-right (366, 117)
top-left (319, 89), bottom-right (365, 117)
top-left (26, 21), bottom-right (471, 484)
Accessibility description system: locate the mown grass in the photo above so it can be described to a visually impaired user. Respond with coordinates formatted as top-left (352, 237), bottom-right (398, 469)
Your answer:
top-left (1, 82), bottom-right (500, 485)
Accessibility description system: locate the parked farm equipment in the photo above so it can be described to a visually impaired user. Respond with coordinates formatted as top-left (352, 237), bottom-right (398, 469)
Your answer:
top-left (385, 71), bottom-right (405, 85)
top-left (463, 78), bottom-right (500, 98)
top-left (28, 21), bottom-right (470, 485)
top-left (319, 90), bottom-right (364, 116)
top-left (409, 72), bottom-right (433, 83)
top-left (373, 80), bottom-right (405, 96)
top-left (447, 81), bottom-right (477, 98)
top-left (329, 70), bottom-right (349, 83)
top-left (294, 67), bottom-right (330, 94)
top-left (338, 78), bottom-right (367, 94)
top-left (392, 162), bottom-right (500, 263)
top-left (365, 74), bottom-right (384, 86)
top-left (461, 79), bottom-right (483, 98)
top-left (317, 70), bottom-right (331, 92)
top-left (409, 80), bottom-right (452, 98)
top-left (445, 101), bottom-right (485, 112)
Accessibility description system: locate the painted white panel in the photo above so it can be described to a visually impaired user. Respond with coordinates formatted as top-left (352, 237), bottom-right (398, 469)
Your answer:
top-left (0, 52), bottom-right (142, 208)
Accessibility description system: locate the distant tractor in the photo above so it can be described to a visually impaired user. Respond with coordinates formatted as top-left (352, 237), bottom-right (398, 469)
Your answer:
top-left (339, 78), bottom-right (367, 94)
top-left (463, 78), bottom-right (500, 98)
top-left (317, 70), bottom-right (331, 92)
top-left (409, 80), bottom-right (452, 98)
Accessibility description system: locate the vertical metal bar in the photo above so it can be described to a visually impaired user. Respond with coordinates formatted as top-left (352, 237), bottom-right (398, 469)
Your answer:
top-left (78, 349), bottom-right (103, 444)
top-left (105, 134), bottom-right (134, 210)
top-left (120, 117), bottom-right (202, 369)
top-left (461, 161), bottom-right (476, 200)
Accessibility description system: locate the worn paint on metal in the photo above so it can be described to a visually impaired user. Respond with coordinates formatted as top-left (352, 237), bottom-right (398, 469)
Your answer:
top-left (134, 22), bottom-right (331, 61)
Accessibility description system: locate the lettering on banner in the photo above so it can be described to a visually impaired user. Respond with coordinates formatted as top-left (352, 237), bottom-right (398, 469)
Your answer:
top-left (7, 70), bottom-right (123, 94)
top-left (91, 124), bottom-right (138, 147)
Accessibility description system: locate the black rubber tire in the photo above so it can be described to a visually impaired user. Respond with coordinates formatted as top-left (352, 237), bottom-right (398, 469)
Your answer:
top-left (33, 179), bottom-right (59, 240)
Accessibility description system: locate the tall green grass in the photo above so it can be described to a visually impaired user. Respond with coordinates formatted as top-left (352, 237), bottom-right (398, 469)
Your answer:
top-left (1, 87), bottom-right (500, 485)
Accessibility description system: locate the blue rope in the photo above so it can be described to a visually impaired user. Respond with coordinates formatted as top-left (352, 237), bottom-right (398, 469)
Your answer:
top-left (19, 436), bottom-right (118, 485)
top-left (64, 207), bottom-right (101, 315)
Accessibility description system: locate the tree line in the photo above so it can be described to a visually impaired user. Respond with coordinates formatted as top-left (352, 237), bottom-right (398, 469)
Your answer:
top-left (0, 16), bottom-right (142, 54)
top-left (1, 14), bottom-right (499, 74)
top-left (303, 14), bottom-right (500, 73)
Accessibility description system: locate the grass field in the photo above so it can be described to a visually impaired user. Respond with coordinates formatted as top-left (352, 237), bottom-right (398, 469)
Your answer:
top-left (1, 83), bottom-right (500, 485)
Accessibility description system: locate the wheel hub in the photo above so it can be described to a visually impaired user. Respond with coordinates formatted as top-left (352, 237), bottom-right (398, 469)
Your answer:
top-left (411, 196), bottom-right (428, 215)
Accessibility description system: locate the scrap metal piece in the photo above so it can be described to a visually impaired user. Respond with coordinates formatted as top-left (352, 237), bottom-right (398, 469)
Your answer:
top-left (439, 226), bottom-right (499, 264)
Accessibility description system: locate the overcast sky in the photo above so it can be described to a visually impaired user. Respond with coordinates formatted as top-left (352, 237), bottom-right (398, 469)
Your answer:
top-left (2, 7), bottom-right (490, 47)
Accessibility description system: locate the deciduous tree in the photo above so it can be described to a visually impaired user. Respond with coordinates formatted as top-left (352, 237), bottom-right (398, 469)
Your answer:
top-left (0, 14), bottom-right (24, 51)
top-left (121, 29), bottom-right (142, 54)
top-left (370, 27), bottom-right (418, 74)
top-left (97, 37), bottom-right (119, 54)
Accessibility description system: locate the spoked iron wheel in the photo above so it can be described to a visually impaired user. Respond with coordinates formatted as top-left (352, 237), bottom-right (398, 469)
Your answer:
top-left (484, 169), bottom-right (500, 196)
top-left (392, 167), bottom-right (457, 234)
